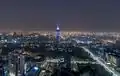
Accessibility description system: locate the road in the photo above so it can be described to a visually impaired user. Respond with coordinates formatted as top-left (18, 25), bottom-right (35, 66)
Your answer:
top-left (46, 59), bottom-right (97, 64)
top-left (81, 46), bottom-right (119, 76)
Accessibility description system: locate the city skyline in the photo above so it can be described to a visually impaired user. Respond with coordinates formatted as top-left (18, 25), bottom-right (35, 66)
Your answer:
top-left (1, 1), bottom-right (120, 76)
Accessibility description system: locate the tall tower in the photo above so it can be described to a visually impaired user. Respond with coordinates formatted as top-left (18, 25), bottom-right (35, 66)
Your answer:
top-left (56, 24), bottom-right (60, 42)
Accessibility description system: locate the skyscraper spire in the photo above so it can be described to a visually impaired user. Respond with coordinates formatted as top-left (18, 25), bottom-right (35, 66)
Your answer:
top-left (56, 24), bottom-right (60, 31)
top-left (56, 24), bottom-right (60, 42)
top-left (56, 25), bottom-right (60, 30)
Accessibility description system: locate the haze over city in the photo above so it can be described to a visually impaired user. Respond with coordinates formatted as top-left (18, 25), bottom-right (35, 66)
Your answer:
top-left (1, 0), bottom-right (120, 76)
top-left (0, 0), bottom-right (120, 32)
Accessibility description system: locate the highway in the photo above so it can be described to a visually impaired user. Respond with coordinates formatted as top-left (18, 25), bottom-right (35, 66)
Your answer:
top-left (81, 46), bottom-right (119, 76)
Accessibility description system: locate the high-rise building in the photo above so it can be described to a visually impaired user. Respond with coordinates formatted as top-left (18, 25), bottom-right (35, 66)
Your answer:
top-left (8, 50), bottom-right (25, 76)
top-left (56, 24), bottom-right (60, 42)
top-left (19, 55), bottom-right (25, 75)
top-left (0, 57), bottom-right (4, 76)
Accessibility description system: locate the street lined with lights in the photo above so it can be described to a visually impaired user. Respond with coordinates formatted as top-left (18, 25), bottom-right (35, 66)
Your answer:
top-left (82, 47), bottom-right (119, 76)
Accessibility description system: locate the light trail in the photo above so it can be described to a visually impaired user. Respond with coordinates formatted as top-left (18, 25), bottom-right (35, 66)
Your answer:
top-left (81, 46), bottom-right (119, 76)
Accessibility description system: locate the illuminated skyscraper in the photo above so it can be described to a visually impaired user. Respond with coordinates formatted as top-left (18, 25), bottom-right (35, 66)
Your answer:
top-left (18, 55), bottom-right (25, 75)
top-left (56, 24), bottom-right (60, 42)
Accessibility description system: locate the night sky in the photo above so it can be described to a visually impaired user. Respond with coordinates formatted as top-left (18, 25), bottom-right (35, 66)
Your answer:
top-left (0, 0), bottom-right (120, 32)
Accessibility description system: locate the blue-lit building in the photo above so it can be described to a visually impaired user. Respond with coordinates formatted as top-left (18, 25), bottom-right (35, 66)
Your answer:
top-left (56, 24), bottom-right (60, 42)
